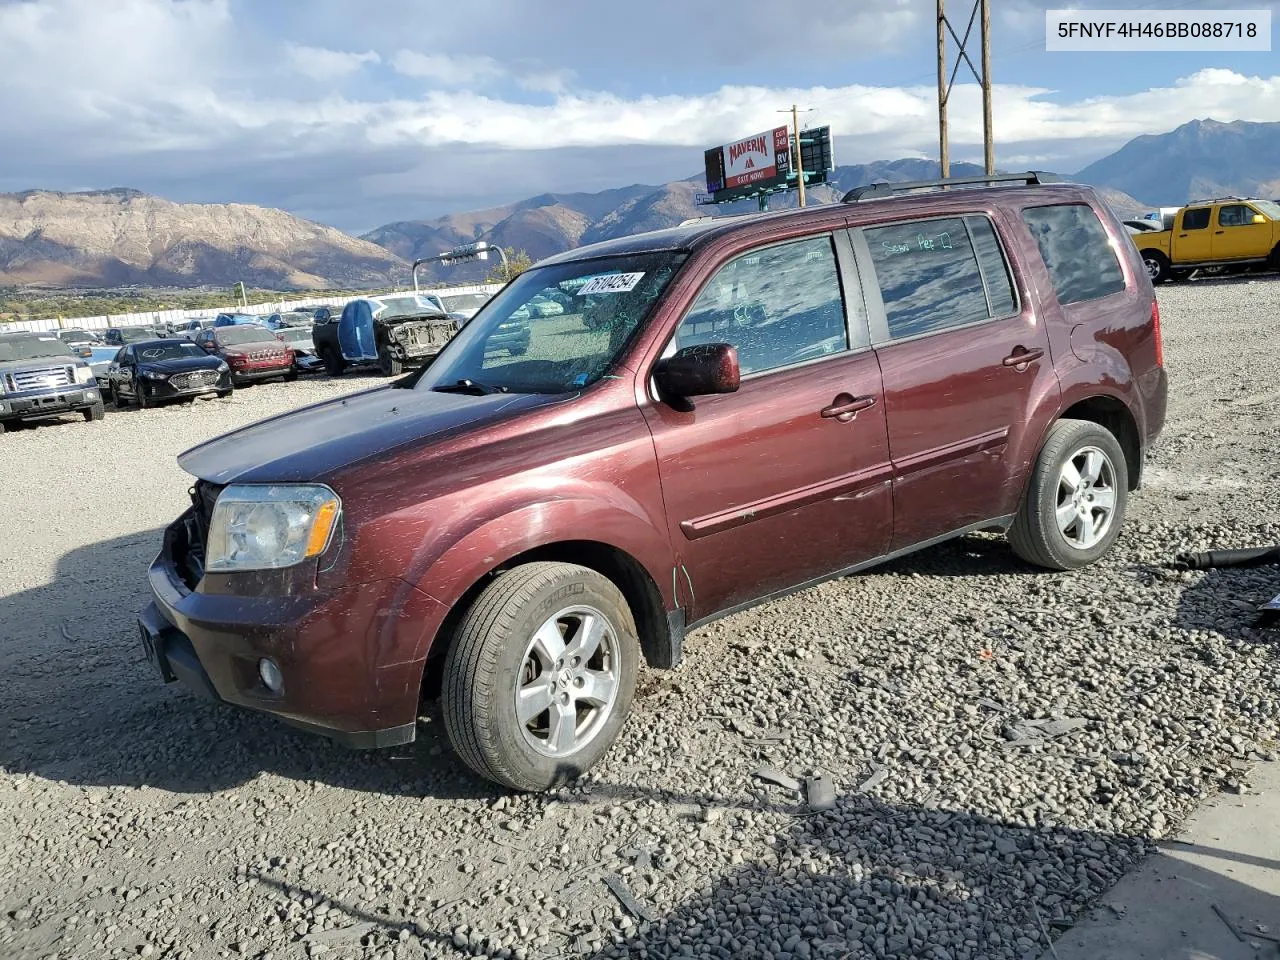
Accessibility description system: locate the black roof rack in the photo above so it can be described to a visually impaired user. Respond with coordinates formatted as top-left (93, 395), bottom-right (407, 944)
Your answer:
top-left (841, 171), bottom-right (1062, 203)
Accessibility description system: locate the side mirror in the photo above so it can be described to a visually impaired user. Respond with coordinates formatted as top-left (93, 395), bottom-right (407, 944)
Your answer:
top-left (1253, 214), bottom-right (1267, 224)
top-left (655, 343), bottom-right (741, 403)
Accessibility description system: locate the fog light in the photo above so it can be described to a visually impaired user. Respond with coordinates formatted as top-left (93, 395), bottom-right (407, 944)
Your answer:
top-left (258, 658), bottom-right (283, 692)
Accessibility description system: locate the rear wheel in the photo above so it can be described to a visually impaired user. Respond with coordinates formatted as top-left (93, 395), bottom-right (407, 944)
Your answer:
top-left (283, 370), bottom-right (298, 382)
top-left (83, 400), bottom-right (105, 422)
top-left (217, 388), bottom-right (232, 399)
top-left (1009, 418), bottom-right (1129, 570)
top-left (442, 562), bottom-right (640, 792)
top-left (1142, 251), bottom-right (1171, 284)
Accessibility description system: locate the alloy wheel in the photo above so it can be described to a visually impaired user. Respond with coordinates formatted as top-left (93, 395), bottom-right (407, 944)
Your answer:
top-left (1055, 445), bottom-right (1117, 550)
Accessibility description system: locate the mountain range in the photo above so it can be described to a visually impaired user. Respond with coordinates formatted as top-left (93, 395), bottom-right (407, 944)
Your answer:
top-left (1, 118), bottom-right (1276, 290)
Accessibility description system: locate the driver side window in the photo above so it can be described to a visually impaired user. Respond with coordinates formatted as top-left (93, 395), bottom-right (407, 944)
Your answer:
top-left (674, 235), bottom-right (852, 376)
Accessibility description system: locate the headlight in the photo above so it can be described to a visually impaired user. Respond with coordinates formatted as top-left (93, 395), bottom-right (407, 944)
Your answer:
top-left (74, 365), bottom-right (95, 384)
top-left (141, 370), bottom-right (169, 381)
top-left (206, 484), bottom-right (341, 572)
top-left (217, 361), bottom-right (230, 372)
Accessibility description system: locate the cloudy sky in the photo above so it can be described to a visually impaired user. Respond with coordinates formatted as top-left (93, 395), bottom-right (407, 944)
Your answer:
top-left (1, 0), bottom-right (1277, 233)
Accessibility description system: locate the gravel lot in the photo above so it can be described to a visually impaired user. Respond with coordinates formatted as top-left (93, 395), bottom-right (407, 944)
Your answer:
top-left (3, 279), bottom-right (1279, 960)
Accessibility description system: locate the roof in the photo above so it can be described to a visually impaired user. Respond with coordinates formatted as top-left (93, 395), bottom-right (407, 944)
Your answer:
top-left (536, 179), bottom-right (1095, 267)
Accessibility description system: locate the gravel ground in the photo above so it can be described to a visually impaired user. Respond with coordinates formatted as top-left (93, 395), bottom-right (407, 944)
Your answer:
top-left (2, 278), bottom-right (1279, 960)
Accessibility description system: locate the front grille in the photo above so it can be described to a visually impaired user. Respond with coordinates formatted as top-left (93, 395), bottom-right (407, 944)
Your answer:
top-left (245, 349), bottom-right (287, 362)
top-left (170, 370), bottom-right (220, 391)
top-left (5, 365), bottom-right (73, 392)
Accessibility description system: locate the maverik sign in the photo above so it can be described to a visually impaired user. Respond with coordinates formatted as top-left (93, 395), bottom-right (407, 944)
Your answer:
top-left (704, 126), bottom-right (792, 199)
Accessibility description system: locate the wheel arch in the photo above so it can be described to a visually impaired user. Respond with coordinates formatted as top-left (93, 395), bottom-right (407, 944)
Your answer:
top-left (418, 538), bottom-right (679, 703)
top-left (1056, 395), bottom-right (1143, 490)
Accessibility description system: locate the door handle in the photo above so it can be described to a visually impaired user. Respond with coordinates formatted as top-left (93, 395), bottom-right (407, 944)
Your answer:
top-left (1002, 346), bottom-right (1044, 368)
top-left (821, 394), bottom-right (876, 422)
top-left (1214, 230), bottom-right (1225, 235)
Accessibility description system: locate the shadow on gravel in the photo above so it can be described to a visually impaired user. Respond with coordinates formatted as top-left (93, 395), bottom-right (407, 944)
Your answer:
top-left (230, 787), bottom-right (1280, 960)
top-left (0, 528), bottom-right (493, 801)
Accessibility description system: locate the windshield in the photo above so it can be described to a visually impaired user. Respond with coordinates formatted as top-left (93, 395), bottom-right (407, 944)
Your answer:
top-left (118, 327), bottom-right (153, 342)
top-left (441, 293), bottom-right (490, 313)
top-left (136, 342), bottom-right (206, 361)
top-left (374, 295), bottom-right (445, 319)
top-left (215, 326), bottom-right (274, 345)
top-left (58, 330), bottom-right (97, 341)
top-left (417, 251), bottom-right (686, 395)
top-left (1251, 199), bottom-right (1280, 219)
top-left (279, 328), bottom-right (314, 345)
top-left (0, 336), bottom-right (75, 361)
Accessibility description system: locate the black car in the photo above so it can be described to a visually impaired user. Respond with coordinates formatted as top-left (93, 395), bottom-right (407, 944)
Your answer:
top-left (104, 326), bottom-right (166, 346)
top-left (107, 338), bottom-right (233, 408)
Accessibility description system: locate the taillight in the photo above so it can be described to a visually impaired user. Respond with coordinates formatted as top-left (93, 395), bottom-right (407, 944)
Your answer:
top-left (1151, 298), bottom-right (1164, 367)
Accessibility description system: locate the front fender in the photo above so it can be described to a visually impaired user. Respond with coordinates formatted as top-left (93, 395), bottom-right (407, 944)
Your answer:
top-left (403, 494), bottom-right (677, 661)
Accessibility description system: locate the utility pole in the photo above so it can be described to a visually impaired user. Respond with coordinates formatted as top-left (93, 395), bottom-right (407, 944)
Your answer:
top-left (937, 0), bottom-right (949, 178)
top-left (936, 0), bottom-right (996, 178)
top-left (779, 104), bottom-right (813, 207)
top-left (980, 0), bottom-right (994, 175)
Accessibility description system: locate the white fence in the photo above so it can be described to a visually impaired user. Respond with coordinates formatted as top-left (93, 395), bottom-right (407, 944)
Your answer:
top-left (3, 283), bottom-right (503, 334)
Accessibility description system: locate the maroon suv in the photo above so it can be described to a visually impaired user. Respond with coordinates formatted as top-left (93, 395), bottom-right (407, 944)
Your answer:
top-left (140, 174), bottom-right (1167, 791)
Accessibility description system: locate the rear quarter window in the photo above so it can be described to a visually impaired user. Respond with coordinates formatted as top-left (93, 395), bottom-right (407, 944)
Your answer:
top-left (1022, 203), bottom-right (1126, 306)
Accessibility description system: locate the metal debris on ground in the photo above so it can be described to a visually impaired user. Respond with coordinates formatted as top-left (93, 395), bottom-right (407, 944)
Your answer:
top-left (1212, 903), bottom-right (1247, 943)
top-left (805, 773), bottom-right (836, 812)
top-left (752, 766), bottom-right (802, 792)
top-left (857, 767), bottom-right (888, 792)
top-left (602, 874), bottom-right (656, 923)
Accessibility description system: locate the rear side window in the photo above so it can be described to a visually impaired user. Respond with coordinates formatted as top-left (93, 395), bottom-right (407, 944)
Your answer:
top-left (865, 215), bottom-right (1016, 340)
top-left (1022, 204), bottom-right (1126, 306)
top-left (1181, 208), bottom-right (1211, 230)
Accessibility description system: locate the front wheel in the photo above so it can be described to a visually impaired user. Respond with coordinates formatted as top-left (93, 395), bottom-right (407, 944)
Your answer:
top-left (378, 350), bottom-right (403, 377)
top-left (1142, 251), bottom-right (1171, 284)
top-left (136, 387), bottom-right (149, 409)
top-left (283, 370), bottom-right (298, 382)
top-left (110, 383), bottom-right (127, 408)
top-left (321, 347), bottom-right (346, 377)
top-left (83, 400), bottom-right (105, 422)
top-left (442, 562), bottom-right (640, 792)
top-left (1008, 418), bottom-right (1129, 570)
top-left (217, 388), bottom-right (232, 399)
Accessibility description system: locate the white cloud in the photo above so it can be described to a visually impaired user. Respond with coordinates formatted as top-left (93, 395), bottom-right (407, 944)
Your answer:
top-left (391, 50), bottom-right (504, 86)
top-left (285, 43), bottom-right (379, 81)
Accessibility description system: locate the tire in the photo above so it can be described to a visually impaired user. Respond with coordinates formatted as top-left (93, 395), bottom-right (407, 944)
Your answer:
top-left (136, 386), bottom-right (149, 409)
top-left (83, 400), bottom-right (105, 422)
top-left (110, 383), bottom-right (127, 408)
top-left (442, 562), bottom-right (640, 792)
top-left (1142, 251), bottom-right (1171, 284)
top-left (378, 350), bottom-right (403, 377)
top-left (322, 347), bottom-right (346, 377)
top-left (283, 370), bottom-right (298, 383)
top-left (1267, 243), bottom-right (1280, 272)
top-left (1008, 418), bottom-right (1129, 571)
top-left (217, 389), bottom-right (232, 399)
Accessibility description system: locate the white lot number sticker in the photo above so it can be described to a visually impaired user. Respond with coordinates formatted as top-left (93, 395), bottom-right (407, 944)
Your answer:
top-left (577, 272), bottom-right (645, 296)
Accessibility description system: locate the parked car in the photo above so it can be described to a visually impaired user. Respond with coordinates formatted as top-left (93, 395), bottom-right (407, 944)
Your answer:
top-left (139, 173), bottom-right (1167, 791)
top-left (87, 345), bottom-right (121, 388)
top-left (56, 329), bottom-right (105, 356)
top-left (1133, 197), bottom-right (1280, 282)
top-left (213, 312), bottom-right (267, 329)
top-left (277, 308), bottom-right (317, 328)
top-left (1123, 219), bottom-right (1162, 234)
top-left (191, 325), bottom-right (296, 386)
top-left (310, 305), bottom-right (340, 324)
top-left (105, 326), bottom-right (166, 346)
top-left (183, 318), bottom-right (218, 335)
top-left (311, 294), bottom-right (459, 376)
top-left (107, 338), bottom-right (233, 408)
top-left (438, 291), bottom-right (492, 320)
top-left (0, 332), bottom-right (104, 431)
top-left (275, 324), bottom-right (325, 373)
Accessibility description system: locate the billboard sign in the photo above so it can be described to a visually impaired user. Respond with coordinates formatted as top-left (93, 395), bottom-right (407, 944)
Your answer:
top-left (704, 126), bottom-right (791, 199)
top-left (723, 126), bottom-right (791, 189)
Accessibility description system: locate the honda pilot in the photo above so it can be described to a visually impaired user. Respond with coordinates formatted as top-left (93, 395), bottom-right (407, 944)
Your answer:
top-left (139, 173), bottom-right (1168, 791)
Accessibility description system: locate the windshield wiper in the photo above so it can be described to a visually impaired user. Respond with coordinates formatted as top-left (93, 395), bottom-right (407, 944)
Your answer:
top-left (431, 378), bottom-right (505, 396)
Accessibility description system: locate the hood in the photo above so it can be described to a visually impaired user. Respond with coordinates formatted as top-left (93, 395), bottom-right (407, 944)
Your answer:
top-left (140, 355), bottom-right (224, 374)
top-left (178, 386), bottom-right (561, 485)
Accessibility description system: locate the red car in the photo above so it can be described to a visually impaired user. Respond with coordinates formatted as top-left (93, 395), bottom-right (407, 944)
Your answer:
top-left (140, 173), bottom-right (1167, 791)
top-left (192, 325), bottom-right (296, 386)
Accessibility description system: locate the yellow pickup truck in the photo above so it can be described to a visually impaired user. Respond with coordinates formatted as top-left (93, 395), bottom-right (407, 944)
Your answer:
top-left (1133, 197), bottom-right (1280, 283)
